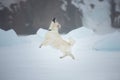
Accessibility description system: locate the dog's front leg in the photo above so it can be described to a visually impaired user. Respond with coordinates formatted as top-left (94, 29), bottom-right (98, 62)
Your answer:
top-left (39, 40), bottom-right (49, 48)
top-left (39, 44), bottom-right (43, 48)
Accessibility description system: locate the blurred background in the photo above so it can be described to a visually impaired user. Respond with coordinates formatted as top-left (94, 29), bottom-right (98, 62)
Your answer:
top-left (0, 0), bottom-right (120, 35)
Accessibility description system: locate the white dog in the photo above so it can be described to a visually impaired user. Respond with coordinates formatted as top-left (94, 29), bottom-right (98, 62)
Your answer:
top-left (39, 18), bottom-right (75, 59)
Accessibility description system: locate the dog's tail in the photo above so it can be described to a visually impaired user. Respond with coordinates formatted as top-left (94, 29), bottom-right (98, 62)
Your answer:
top-left (68, 38), bottom-right (75, 46)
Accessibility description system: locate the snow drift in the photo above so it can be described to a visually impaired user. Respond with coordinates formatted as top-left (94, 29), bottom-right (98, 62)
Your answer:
top-left (94, 31), bottom-right (120, 51)
top-left (0, 27), bottom-right (120, 80)
top-left (1, 26), bottom-right (120, 51)
top-left (0, 29), bottom-right (26, 46)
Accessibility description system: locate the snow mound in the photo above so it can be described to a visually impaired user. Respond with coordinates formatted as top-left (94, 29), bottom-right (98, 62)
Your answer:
top-left (21, 29), bottom-right (47, 43)
top-left (36, 28), bottom-right (47, 38)
top-left (1, 27), bottom-right (120, 51)
top-left (66, 27), bottom-right (94, 39)
top-left (65, 27), bottom-right (120, 51)
top-left (0, 28), bottom-right (48, 47)
top-left (94, 31), bottom-right (120, 51)
top-left (0, 29), bottom-right (26, 47)
top-left (0, 29), bottom-right (17, 37)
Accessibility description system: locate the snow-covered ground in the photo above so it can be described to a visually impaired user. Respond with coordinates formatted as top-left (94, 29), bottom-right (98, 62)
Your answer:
top-left (0, 27), bottom-right (120, 80)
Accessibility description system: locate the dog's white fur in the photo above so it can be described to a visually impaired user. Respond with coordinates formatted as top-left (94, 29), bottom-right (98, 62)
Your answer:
top-left (39, 20), bottom-right (75, 59)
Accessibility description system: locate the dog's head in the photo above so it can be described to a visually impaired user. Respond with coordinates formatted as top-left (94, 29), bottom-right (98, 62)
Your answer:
top-left (49, 18), bottom-right (61, 31)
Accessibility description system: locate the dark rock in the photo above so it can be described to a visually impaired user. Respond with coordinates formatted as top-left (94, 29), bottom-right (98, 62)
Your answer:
top-left (0, 0), bottom-right (83, 35)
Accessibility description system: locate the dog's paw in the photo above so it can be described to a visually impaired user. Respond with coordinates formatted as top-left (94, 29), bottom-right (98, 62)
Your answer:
top-left (39, 44), bottom-right (42, 48)
top-left (39, 46), bottom-right (41, 48)
top-left (60, 56), bottom-right (63, 59)
top-left (72, 57), bottom-right (75, 60)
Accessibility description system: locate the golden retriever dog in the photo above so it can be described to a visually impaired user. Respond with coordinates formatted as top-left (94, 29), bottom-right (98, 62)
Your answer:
top-left (39, 18), bottom-right (75, 59)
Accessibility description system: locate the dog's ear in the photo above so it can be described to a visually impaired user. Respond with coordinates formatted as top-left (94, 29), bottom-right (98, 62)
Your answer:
top-left (52, 18), bottom-right (56, 23)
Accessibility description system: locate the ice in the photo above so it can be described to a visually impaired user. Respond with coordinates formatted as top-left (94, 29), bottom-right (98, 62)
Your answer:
top-left (66, 27), bottom-right (120, 51)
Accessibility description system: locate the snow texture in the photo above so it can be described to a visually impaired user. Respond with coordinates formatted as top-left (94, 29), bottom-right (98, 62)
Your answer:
top-left (0, 27), bottom-right (120, 80)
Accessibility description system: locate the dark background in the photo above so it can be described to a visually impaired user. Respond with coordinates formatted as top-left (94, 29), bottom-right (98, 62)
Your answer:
top-left (0, 0), bottom-right (119, 35)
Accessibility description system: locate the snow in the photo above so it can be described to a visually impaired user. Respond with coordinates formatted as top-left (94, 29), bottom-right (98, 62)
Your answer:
top-left (94, 31), bottom-right (120, 51)
top-left (0, 27), bottom-right (120, 80)
top-left (66, 27), bottom-right (94, 38)
top-left (0, 28), bottom-right (46, 47)
top-left (36, 28), bottom-right (48, 38)
top-left (0, 29), bottom-right (27, 47)
top-left (72, 0), bottom-right (116, 34)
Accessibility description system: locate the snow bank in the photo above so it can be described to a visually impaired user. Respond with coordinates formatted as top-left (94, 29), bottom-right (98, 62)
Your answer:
top-left (94, 31), bottom-right (120, 51)
top-left (1, 26), bottom-right (120, 51)
top-left (36, 28), bottom-right (47, 38)
top-left (0, 29), bottom-right (26, 47)
top-left (65, 27), bottom-right (120, 51)
top-left (66, 27), bottom-right (94, 39)
top-left (0, 28), bottom-right (48, 47)
top-left (21, 28), bottom-right (48, 43)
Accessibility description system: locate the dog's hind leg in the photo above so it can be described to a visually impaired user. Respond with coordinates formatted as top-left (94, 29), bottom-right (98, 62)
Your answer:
top-left (39, 44), bottom-right (43, 48)
top-left (65, 51), bottom-right (75, 60)
top-left (60, 54), bottom-right (67, 59)
top-left (60, 51), bottom-right (75, 60)
top-left (68, 53), bottom-right (75, 60)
